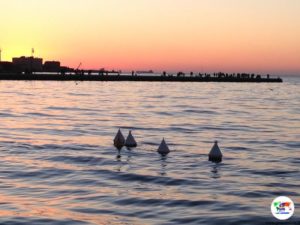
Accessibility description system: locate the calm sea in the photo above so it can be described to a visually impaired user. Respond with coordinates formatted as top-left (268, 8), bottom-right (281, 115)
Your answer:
top-left (0, 77), bottom-right (299, 225)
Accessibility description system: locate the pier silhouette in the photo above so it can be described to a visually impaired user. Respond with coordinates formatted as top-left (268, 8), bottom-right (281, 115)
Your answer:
top-left (0, 71), bottom-right (283, 82)
top-left (0, 54), bottom-right (283, 83)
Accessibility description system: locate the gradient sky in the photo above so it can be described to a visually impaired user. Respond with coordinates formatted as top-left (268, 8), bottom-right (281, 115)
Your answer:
top-left (1, 0), bottom-right (300, 74)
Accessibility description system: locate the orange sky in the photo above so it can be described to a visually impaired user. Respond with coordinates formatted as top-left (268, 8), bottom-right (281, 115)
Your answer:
top-left (1, 0), bottom-right (300, 74)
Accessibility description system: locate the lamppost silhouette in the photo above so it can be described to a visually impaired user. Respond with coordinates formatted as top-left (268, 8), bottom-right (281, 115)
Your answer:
top-left (30, 48), bottom-right (34, 73)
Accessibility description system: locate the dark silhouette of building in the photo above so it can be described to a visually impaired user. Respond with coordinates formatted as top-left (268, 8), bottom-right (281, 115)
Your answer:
top-left (12, 56), bottom-right (43, 72)
top-left (43, 61), bottom-right (61, 72)
top-left (0, 61), bottom-right (14, 72)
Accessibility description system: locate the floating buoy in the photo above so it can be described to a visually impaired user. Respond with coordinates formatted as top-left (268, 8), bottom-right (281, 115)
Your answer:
top-left (157, 138), bottom-right (170, 156)
top-left (125, 130), bottom-right (137, 148)
top-left (208, 141), bottom-right (222, 163)
top-left (114, 129), bottom-right (125, 150)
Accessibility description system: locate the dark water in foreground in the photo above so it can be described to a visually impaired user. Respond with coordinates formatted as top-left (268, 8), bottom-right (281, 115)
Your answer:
top-left (0, 77), bottom-right (299, 225)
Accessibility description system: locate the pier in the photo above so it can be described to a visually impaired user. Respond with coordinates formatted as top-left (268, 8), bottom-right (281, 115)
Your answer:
top-left (0, 54), bottom-right (283, 83)
top-left (0, 72), bottom-right (283, 82)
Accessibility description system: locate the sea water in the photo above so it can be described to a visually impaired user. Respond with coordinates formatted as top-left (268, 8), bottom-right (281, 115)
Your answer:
top-left (0, 77), bottom-right (299, 224)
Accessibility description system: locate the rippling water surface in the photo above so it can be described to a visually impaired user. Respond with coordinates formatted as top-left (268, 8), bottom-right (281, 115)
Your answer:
top-left (0, 77), bottom-right (299, 225)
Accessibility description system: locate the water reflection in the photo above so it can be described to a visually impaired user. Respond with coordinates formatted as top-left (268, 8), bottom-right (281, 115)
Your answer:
top-left (115, 150), bottom-right (123, 172)
top-left (159, 156), bottom-right (168, 176)
top-left (114, 149), bottom-right (134, 172)
top-left (0, 79), bottom-right (299, 224)
top-left (126, 150), bottom-right (133, 164)
top-left (210, 163), bottom-right (221, 179)
top-left (116, 149), bottom-right (122, 160)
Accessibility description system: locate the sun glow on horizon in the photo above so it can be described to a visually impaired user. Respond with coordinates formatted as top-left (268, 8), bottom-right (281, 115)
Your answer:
top-left (1, 0), bottom-right (300, 74)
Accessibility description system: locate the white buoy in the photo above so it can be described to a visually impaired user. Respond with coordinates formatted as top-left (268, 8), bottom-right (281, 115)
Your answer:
top-left (208, 141), bottom-right (223, 163)
top-left (125, 130), bottom-right (137, 148)
top-left (157, 138), bottom-right (170, 156)
top-left (114, 129), bottom-right (125, 149)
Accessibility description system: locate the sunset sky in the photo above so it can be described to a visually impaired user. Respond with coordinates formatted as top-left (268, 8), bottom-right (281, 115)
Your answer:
top-left (1, 0), bottom-right (299, 74)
